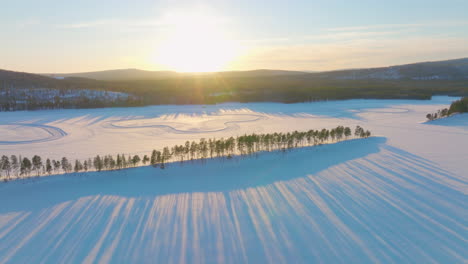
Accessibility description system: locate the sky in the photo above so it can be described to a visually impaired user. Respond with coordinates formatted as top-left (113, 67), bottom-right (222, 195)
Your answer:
top-left (1, 0), bottom-right (468, 73)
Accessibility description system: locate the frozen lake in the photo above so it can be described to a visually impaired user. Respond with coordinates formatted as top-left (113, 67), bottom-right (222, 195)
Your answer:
top-left (0, 96), bottom-right (465, 165)
top-left (0, 96), bottom-right (466, 263)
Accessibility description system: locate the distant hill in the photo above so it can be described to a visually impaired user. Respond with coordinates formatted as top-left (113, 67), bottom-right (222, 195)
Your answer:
top-left (2, 58), bottom-right (468, 110)
top-left (314, 58), bottom-right (468, 80)
top-left (44, 69), bottom-right (308, 81)
top-left (1, 69), bottom-right (62, 86)
top-left (213, 69), bottom-right (309, 78)
top-left (43, 69), bottom-right (179, 81)
top-left (43, 58), bottom-right (468, 81)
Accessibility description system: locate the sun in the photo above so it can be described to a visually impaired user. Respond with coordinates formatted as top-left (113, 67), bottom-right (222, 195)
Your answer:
top-left (153, 12), bottom-right (240, 72)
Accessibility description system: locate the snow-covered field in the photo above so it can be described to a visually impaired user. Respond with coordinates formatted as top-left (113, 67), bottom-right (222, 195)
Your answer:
top-left (0, 96), bottom-right (467, 263)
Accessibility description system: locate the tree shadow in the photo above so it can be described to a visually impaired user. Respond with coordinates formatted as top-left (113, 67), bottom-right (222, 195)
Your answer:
top-left (0, 137), bottom-right (386, 213)
top-left (0, 136), bottom-right (466, 263)
top-left (423, 113), bottom-right (468, 129)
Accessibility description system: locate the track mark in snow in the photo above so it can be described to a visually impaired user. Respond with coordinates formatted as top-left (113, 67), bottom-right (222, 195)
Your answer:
top-left (0, 123), bottom-right (67, 145)
top-left (362, 107), bottom-right (410, 114)
top-left (106, 114), bottom-right (268, 134)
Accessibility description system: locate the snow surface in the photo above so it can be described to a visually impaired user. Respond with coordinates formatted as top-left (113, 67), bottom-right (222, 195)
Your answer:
top-left (425, 113), bottom-right (468, 130)
top-left (0, 96), bottom-right (467, 263)
top-left (0, 96), bottom-right (462, 162)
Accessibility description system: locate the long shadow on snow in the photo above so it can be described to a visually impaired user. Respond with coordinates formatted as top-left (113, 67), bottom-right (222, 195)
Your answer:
top-left (1, 136), bottom-right (467, 263)
top-left (423, 113), bottom-right (468, 129)
top-left (0, 137), bottom-right (386, 213)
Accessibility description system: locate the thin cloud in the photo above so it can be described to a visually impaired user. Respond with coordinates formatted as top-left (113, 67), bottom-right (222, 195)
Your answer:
top-left (243, 29), bottom-right (416, 48)
top-left (58, 19), bottom-right (166, 29)
top-left (243, 19), bottom-right (468, 51)
top-left (232, 36), bottom-right (468, 71)
top-left (327, 23), bottom-right (424, 32)
top-left (240, 37), bottom-right (291, 44)
top-left (305, 29), bottom-right (417, 41)
top-left (58, 11), bottom-right (231, 30)
top-left (327, 20), bottom-right (468, 32)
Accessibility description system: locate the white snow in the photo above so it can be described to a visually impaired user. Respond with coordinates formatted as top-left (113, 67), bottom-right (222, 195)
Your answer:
top-left (0, 96), bottom-right (466, 263)
top-left (0, 96), bottom-right (462, 162)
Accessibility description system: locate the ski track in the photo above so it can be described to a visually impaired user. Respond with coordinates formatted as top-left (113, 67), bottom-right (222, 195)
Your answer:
top-left (362, 107), bottom-right (410, 114)
top-left (0, 123), bottom-right (67, 145)
top-left (106, 114), bottom-right (268, 134)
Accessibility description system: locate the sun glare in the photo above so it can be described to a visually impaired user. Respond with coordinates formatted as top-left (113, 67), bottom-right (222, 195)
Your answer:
top-left (153, 12), bottom-right (240, 72)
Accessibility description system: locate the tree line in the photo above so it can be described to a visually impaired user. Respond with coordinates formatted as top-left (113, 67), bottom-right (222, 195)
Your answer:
top-left (0, 87), bottom-right (144, 112)
top-left (2, 69), bottom-right (468, 111)
top-left (0, 125), bottom-right (371, 181)
top-left (426, 97), bottom-right (468, 120)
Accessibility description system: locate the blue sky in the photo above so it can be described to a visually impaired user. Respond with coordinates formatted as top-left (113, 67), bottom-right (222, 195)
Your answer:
top-left (2, 0), bottom-right (468, 72)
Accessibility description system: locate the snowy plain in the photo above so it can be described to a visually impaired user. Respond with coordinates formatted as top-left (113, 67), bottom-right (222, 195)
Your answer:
top-left (0, 96), bottom-right (466, 263)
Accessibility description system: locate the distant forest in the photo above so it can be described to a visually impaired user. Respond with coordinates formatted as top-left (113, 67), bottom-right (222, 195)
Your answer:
top-left (82, 75), bottom-right (468, 105)
top-left (1, 67), bottom-right (468, 111)
top-left (0, 125), bottom-right (371, 181)
top-left (0, 87), bottom-right (144, 111)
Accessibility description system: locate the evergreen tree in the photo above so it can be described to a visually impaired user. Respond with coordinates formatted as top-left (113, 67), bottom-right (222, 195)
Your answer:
top-left (1, 156), bottom-right (10, 180)
top-left (132, 155), bottom-right (141, 166)
top-left (448, 97), bottom-right (468, 114)
top-left (344, 127), bottom-right (352, 138)
top-left (162, 147), bottom-right (171, 164)
top-left (103, 156), bottom-right (110, 170)
top-left (46, 159), bottom-right (52, 174)
top-left (32, 155), bottom-right (42, 176)
top-left (83, 160), bottom-right (88, 171)
top-left (87, 158), bottom-right (93, 170)
top-left (365, 130), bottom-right (371, 138)
top-left (354, 126), bottom-right (364, 138)
top-left (53, 160), bottom-right (60, 173)
top-left (74, 160), bottom-right (83, 172)
top-left (142, 155), bottom-right (149, 165)
top-left (108, 155), bottom-right (116, 169)
top-left (10, 155), bottom-right (19, 178)
top-left (150, 150), bottom-right (157, 165)
top-left (0, 156), bottom-right (4, 179)
top-left (93, 155), bottom-right (103, 171)
top-left (21, 157), bottom-right (32, 177)
top-left (117, 154), bottom-right (122, 169)
top-left (121, 154), bottom-right (127, 168)
top-left (61, 157), bottom-right (71, 173)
